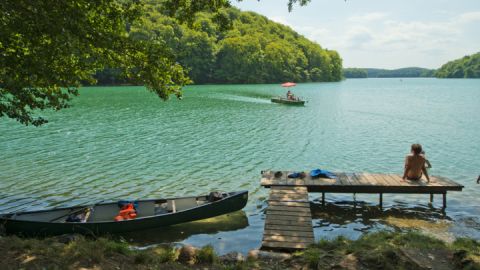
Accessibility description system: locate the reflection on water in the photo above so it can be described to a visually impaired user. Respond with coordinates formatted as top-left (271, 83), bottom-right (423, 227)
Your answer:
top-left (310, 199), bottom-right (454, 242)
top-left (122, 211), bottom-right (248, 245)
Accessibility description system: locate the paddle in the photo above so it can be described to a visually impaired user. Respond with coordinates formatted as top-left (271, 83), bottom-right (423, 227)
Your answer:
top-left (49, 200), bottom-right (106, 223)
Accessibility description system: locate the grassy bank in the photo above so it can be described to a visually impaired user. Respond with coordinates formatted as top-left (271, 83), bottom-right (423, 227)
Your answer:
top-left (1, 231), bottom-right (479, 269)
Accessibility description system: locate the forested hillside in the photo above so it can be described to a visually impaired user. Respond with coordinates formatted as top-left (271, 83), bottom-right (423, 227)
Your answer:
top-left (435, 52), bottom-right (480, 78)
top-left (343, 68), bottom-right (367, 78)
top-left (95, 3), bottom-right (342, 85)
top-left (343, 67), bottom-right (434, 78)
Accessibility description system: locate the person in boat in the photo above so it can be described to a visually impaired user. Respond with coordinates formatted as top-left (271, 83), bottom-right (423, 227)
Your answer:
top-left (402, 144), bottom-right (430, 182)
top-left (286, 90), bottom-right (293, 100)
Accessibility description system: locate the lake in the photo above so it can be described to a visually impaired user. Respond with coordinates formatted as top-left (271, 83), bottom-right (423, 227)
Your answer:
top-left (1, 78), bottom-right (479, 254)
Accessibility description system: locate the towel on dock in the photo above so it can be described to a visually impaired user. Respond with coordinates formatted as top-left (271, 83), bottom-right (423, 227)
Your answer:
top-left (310, 168), bottom-right (336, 179)
top-left (288, 172), bottom-right (306, 178)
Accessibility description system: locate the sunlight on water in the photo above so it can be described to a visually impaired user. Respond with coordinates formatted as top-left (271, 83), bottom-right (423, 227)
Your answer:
top-left (1, 79), bottom-right (479, 254)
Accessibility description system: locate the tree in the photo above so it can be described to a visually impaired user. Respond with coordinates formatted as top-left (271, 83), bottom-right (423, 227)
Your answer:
top-left (0, 0), bottom-right (228, 126)
top-left (436, 52), bottom-right (480, 78)
top-left (0, 0), bottom-right (314, 126)
top-left (343, 68), bottom-right (367, 78)
top-left (214, 36), bottom-right (266, 83)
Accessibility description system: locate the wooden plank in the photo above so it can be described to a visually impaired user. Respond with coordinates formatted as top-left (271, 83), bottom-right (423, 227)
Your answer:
top-left (266, 215), bottom-right (311, 222)
top-left (265, 219), bottom-right (313, 227)
top-left (267, 210), bottom-right (312, 217)
top-left (270, 188), bottom-right (308, 195)
top-left (345, 173), bottom-right (358, 185)
top-left (268, 201), bottom-right (310, 207)
top-left (265, 224), bottom-right (314, 232)
top-left (263, 235), bottom-right (314, 243)
top-left (268, 194), bottom-right (309, 202)
top-left (336, 172), bottom-right (351, 186)
top-left (432, 176), bottom-right (461, 187)
top-left (262, 241), bottom-right (310, 249)
top-left (385, 174), bottom-right (404, 186)
top-left (293, 178), bottom-right (306, 186)
top-left (271, 186), bottom-right (309, 192)
top-left (304, 176), bottom-right (316, 186)
top-left (270, 188), bottom-right (308, 196)
top-left (370, 173), bottom-right (390, 186)
top-left (362, 172), bottom-right (382, 185)
top-left (389, 174), bottom-right (407, 185)
top-left (268, 205), bottom-right (311, 212)
top-left (374, 173), bottom-right (393, 186)
top-left (353, 173), bottom-right (372, 185)
top-left (383, 174), bottom-right (401, 187)
top-left (264, 230), bottom-right (314, 238)
top-left (269, 191), bottom-right (308, 197)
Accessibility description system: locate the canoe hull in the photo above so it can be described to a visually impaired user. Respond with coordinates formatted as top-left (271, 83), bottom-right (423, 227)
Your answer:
top-left (0, 191), bottom-right (248, 236)
top-left (271, 97), bottom-right (305, 106)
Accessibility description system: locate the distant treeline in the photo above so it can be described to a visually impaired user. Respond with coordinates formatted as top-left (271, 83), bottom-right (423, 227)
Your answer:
top-left (345, 52), bottom-right (480, 79)
top-left (92, 3), bottom-right (342, 86)
top-left (343, 67), bottom-right (435, 78)
top-left (436, 52), bottom-right (480, 78)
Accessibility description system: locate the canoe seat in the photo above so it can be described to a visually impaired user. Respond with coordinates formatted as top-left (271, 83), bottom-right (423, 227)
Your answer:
top-left (89, 204), bottom-right (118, 222)
top-left (174, 198), bottom-right (198, 211)
top-left (136, 201), bottom-right (155, 217)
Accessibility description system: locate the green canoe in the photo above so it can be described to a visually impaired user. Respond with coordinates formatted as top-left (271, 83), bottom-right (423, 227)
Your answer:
top-left (271, 97), bottom-right (305, 106)
top-left (0, 191), bottom-right (248, 236)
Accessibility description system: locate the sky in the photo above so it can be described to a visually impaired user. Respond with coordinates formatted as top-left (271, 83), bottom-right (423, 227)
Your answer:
top-left (232, 0), bottom-right (480, 69)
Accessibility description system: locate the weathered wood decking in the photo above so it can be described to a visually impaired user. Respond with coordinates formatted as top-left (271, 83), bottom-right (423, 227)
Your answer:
top-left (262, 186), bottom-right (314, 250)
top-left (260, 170), bottom-right (463, 251)
top-left (261, 171), bottom-right (463, 194)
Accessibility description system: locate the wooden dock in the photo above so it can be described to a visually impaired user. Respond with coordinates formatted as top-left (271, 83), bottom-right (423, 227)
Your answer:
top-left (262, 186), bottom-right (314, 250)
top-left (261, 171), bottom-right (463, 208)
top-left (260, 170), bottom-right (463, 251)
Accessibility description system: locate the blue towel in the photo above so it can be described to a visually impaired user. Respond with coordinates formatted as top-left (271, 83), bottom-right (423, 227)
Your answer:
top-left (288, 172), bottom-right (301, 178)
top-left (310, 168), bottom-right (337, 179)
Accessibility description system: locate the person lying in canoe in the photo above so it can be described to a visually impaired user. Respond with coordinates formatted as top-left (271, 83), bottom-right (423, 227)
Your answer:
top-left (402, 143), bottom-right (430, 182)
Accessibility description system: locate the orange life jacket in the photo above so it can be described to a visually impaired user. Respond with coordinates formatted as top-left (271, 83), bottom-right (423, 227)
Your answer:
top-left (114, 203), bottom-right (137, 221)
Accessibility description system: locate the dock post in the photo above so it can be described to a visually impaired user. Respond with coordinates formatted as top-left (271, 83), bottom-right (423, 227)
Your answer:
top-left (430, 193), bottom-right (434, 203)
top-left (442, 192), bottom-right (447, 209)
top-left (353, 193), bottom-right (357, 208)
top-left (322, 192), bottom-right (325, 206)
top-left (379, 193), bottom-right (383, 209)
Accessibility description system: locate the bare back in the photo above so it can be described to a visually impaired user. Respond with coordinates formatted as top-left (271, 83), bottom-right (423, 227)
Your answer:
top-left (405, 154), bottom-right (426, 179)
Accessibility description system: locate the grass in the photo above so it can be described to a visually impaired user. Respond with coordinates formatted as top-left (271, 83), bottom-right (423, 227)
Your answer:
top-left (196, 245), bottom-right (217, 264)
top-left (300, 231), bottom-right (480, 270)
top-left (0, 231), bottom-right (479, 269)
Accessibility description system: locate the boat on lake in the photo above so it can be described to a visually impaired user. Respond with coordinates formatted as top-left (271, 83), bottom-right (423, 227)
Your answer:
top-left (271, 97), bottom-right (305, 106)
top-left (0, 191), bottom-right (248, 236)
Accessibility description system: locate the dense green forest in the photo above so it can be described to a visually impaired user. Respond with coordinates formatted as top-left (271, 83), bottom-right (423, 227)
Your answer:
top-left (435, 52), bottom-right (480, 78)
top-left (343, 67), bottom-right (435, 78)
top-left (343, 68), bottom-right (368, 78)
top-left (95, 3), bottom-right (342, 85)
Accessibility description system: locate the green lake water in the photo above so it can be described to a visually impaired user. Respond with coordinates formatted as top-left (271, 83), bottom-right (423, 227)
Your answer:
top-left (1, 78), bottom-right (479, 254)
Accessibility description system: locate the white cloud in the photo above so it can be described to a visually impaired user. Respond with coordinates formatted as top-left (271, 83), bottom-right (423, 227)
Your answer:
top-left (347, 12), bottom-right (388, 23)
top-left (457, 11), bottom-right (480, 23)
top-left (293, 11), bottom-right (479, 67)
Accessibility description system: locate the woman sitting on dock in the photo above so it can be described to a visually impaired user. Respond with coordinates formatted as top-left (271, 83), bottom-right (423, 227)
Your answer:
top-left (403, 144), bottom-right (430, 182)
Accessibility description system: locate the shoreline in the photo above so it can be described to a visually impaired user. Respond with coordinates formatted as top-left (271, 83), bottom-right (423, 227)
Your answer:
top-left (1, 230), bottom-right (478, 269)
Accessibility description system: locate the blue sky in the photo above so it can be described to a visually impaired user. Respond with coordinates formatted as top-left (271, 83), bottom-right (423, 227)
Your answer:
top-left (233, 0), bottom-right (480, 69)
